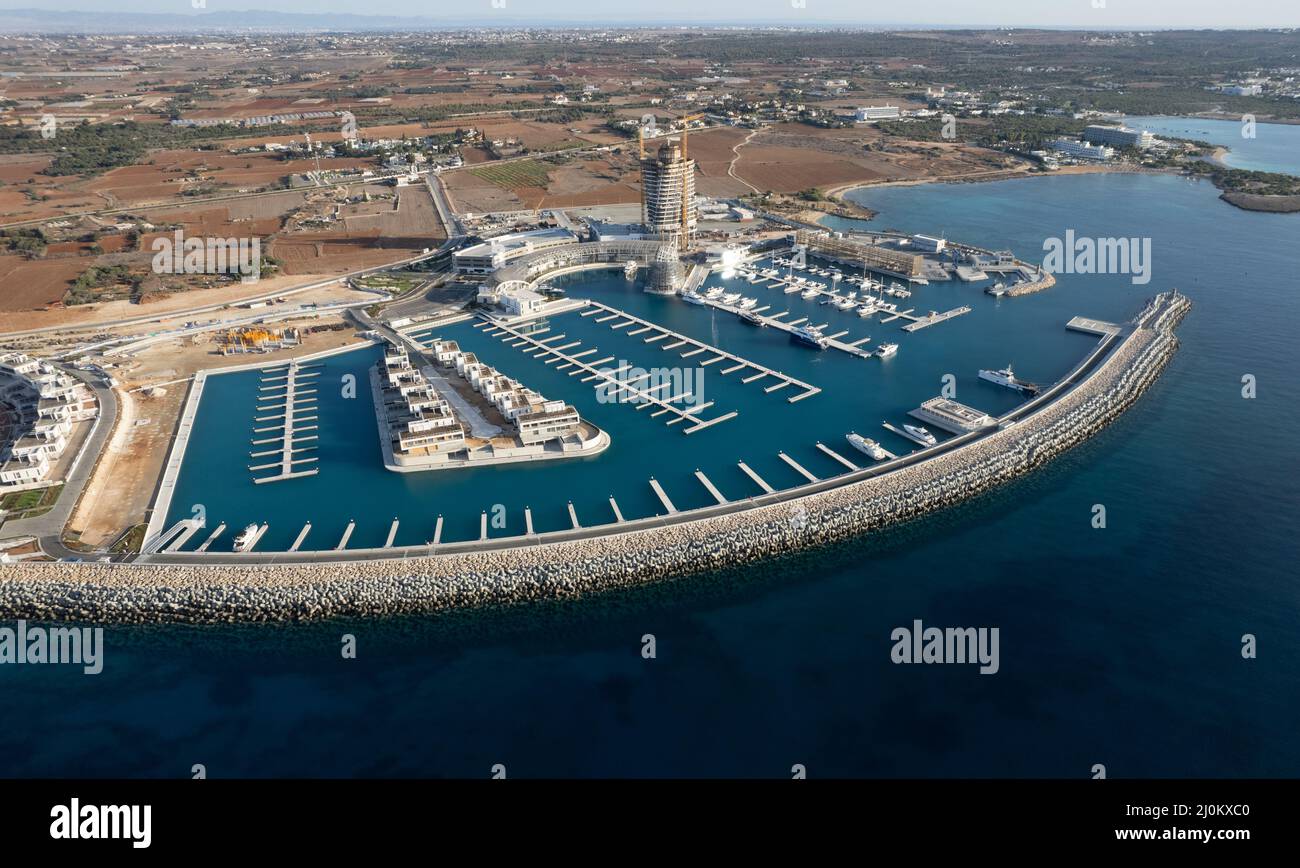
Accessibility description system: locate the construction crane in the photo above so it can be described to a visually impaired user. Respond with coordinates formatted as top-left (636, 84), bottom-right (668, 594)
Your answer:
top-left (677, 113), bottom-right (705, 248)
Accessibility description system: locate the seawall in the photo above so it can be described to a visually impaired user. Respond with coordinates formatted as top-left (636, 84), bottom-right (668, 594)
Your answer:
top-left (0, 293), bottom-right (1191, 624)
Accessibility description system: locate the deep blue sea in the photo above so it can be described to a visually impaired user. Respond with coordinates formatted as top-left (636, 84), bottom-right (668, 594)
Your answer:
top-left (3, 172), bottom-right (1297, 778)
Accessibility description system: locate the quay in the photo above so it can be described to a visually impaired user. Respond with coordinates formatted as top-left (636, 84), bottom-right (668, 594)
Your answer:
top-left (196, 523), bottom-right (226, 553)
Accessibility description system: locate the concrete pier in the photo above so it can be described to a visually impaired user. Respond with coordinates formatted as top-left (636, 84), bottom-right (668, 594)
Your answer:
top-left (336, 520), bottom-right (355, 551)
top-left (779, 451), bottom-right (819, 482)
top-left (251, 359), bottom-right (321, 485)
top-left (817, 442), bottom-right (860, 471)
top-left (480, 511), bottom-right (488, 540)
top-left (568, 502), bottom-right (580, 529)
top-left (289, 522), bottom-right (312, 552)
top-left (487, 317), bottom-right (737, 434)
top-left (695, 470), bottom-right (728, 504)
top-left (649, 478), bottom-right (677, 514)
top-left (385, 519), bottom-right (400, 548)
top-left (581, 300), bottom-right (821, 403)
top-left (164, 519), bottom-right (204, 553)
top-left (525, 507), bottom-right (534, 535)
top-left (195, 522), bottom-right (226, 553)
top-left (608, 497), bottom-right (624, 523)
top-left (433, 515), bottom-right (443, 546)
top-left (738, 461), bottom-right (774, 493)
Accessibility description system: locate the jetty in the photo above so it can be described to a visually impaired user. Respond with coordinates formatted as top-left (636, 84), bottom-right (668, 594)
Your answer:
top-left (249, 360), bottom-right (321, 484)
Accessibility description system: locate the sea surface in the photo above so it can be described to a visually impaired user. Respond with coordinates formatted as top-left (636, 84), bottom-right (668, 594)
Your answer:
top-left (2, 173), bottom-right (1297, 777)
top-left (1121, 114), bottom-right (1300, 175)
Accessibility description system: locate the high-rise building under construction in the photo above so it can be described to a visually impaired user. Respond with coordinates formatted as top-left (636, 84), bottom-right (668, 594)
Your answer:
top-left (641, 139), bottom-right (697, 244)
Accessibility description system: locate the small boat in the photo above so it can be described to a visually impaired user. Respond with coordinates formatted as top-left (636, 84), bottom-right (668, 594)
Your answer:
top-left (739, 309), bottom-right (766, 327)
top-left (985, 282), bottom-right (1008, 297)
top-left (800, 286), bottom-right (819, 300)
top-left (232, 523), bottom-right (260, 553)
top-left (721, 292), bottom-right (742, 305)
top-left (791, 324), bottom-right (830, 350)
top-left (834, 294), bottom-right (858, 310)
top-left (623, 260), bottom-right (638, 279)
top-left (876, 342), bottom-right (898, 358)
top-left (847, 432), bottom-right (890, 461)
top-left (904, 424), bottom-right (937, 447)
top-left (681, 291), bottom-right (707, 306)
top-left (737, 297), bottom-right (758, 310)
top-left (704, 287), bottom-right (724, 299)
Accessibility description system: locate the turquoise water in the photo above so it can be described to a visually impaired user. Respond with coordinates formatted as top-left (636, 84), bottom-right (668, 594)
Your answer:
top-left (165, 237), bottom-right (1111, 550)
top-left (6, 172), bottom-right (1298, 777)
top-left (1122, 115), bottom-right (1300, 174)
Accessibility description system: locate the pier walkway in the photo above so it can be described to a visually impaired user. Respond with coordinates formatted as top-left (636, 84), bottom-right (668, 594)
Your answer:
top-left (482, 317), bottom-right (739, 434)
top-left (582, 300), bottom-right (823, 399)
top-left (250, 360), bottom-right (321, 484)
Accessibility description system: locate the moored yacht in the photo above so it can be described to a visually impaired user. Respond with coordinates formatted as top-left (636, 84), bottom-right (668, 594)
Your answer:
top-left (847, 432), bottom-right (890, 461)
top-left (903, 424), bottom-right (937, 447)
top-left (791, 324), bottom-right (830, 349)
top-left (232, 523), bottom-right (260, 553)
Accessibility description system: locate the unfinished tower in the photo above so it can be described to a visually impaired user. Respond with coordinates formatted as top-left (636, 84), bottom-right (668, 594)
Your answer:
top-left (641, 139), bottom-right (697, 245)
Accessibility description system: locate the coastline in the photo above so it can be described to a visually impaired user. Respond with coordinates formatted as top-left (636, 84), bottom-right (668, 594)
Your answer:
top-left (0, 292), bottom-right (1191, 624)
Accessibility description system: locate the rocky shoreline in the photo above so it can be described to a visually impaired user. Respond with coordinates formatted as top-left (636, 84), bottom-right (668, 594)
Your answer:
top-left (0, 293), bottom-right (1191, 625)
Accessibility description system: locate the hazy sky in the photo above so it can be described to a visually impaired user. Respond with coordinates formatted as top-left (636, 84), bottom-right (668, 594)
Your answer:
top-left (8, 0), bottom-right (1299, 28)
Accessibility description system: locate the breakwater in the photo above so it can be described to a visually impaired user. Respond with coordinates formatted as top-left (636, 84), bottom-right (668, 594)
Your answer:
top-left (0, 292), bottom-right (1190, 624)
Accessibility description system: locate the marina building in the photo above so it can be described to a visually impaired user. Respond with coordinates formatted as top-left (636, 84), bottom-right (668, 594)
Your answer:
top-left (640, 140), bottom-right (698, 244)
top-left (1083, 124), bottom-right (1155, 151)
top-left (909, 397), bottom-right (995, 434)
top-left (452, 228), bottom-right (578, 275)
top-left (794, 230), bottom-right (925, 280)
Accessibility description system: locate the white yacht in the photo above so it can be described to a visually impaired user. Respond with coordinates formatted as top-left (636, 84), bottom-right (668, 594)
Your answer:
top-left (800, 286), bottom-right (820, 300)
top-left (737, 297), bottom-right (758, 310)
top-left (681, 291), bottom-right (707, 306)
top-left (857, 299), bottom-right (880, 317)
top-left (903, 424), bottom-right (937, 447)
top-left (876, 342), bottom-right (898, 358)
top-left (834, 294), bottom-right (858, 310)
top-left (704, 286), bottom-right (724, 299)
top-left (791, 324), bottom-right (830, 350)
top-left (232, 524), bottom-right (260, 553)
top-left (847, 433), bottom-right (890, 461)
top-left (979, 363), bottom-right (1040, 394)
top-left (721, 292), bottom-right (743, 305)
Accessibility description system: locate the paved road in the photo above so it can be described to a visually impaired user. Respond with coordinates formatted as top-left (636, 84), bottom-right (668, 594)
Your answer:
top-left (0, 368), bottom-right (120, 560)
